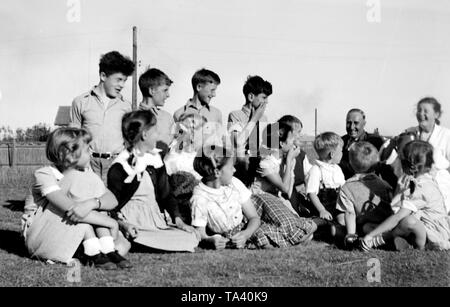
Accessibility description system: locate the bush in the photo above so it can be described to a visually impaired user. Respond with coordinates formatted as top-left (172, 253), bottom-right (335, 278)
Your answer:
top-left (0, 123), bottom-right (52, 143)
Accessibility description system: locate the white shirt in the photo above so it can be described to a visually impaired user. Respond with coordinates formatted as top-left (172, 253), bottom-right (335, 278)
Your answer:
top-left (428, 124), bottom-right (450, 170)
top-left (190, 177), bottom-right (251, 234)
top-left (305, 160), bottom-right (345, 195)
top-left (303, 155), bottom-right (313, 175)
top-left (382, 132), bottom-right (450, 214)
top-left (164, 150), bottom-right (202, 180)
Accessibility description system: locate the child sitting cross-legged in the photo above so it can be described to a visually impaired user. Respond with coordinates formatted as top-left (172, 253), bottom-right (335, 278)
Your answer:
top-left (361, 140), bottom-right (450, 251)
top-left (335, 141), bottom-right (393, 249)
top-left (190, 145), bottom-right (316, 249)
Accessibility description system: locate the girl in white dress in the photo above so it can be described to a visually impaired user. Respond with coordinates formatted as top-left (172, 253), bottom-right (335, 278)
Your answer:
top-left (25, 128), bottom-right (130, 269)
top-left (361, 140), bottom-right (450, 251)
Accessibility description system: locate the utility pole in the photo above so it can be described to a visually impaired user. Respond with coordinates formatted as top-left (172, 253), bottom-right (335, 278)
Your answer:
top-left (315, 108), bottom-right (318, 137)
top-left (132, 26), bottom-right (138, 110)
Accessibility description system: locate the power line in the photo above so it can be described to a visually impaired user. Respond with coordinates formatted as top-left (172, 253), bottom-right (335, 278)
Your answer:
top-left (0, 27), bottom-right (130, 45)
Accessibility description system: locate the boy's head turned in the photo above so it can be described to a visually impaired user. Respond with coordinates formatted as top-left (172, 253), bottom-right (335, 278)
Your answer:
top-left (139, 68), bottom-right (173, 98)
top-left (314, 132), bottom-right (343, 161)
top-left (349, 141), bottom-right (379, 173)
top-left (243, 75), bottom-right (273, 102)
top-left (99, 51), bottom-right (135, 77)
top-left (192, 68), bottom-right (221, 93)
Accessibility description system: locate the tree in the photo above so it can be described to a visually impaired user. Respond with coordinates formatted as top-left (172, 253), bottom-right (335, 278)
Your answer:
top-left (0, 125), bottom-right (14, 142)
top-left (0, 123), bottom-right (52, 142)
top-left (24, 123), bottom-right (51, 142)
top-left (15, 128), bottom-right (26, 142)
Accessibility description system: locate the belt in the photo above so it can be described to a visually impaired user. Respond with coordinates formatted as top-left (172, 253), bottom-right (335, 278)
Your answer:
top-left (92, 152), bottom-right (118, 159)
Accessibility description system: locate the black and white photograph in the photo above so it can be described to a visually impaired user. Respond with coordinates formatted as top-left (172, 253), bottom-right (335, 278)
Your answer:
top-left (0, 0), bottom-right (449, 290)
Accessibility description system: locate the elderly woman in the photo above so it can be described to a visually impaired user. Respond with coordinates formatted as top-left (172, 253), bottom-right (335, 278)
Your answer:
top-left (405, 97), bottom-right (450, 213)
top-left (407, 97), bottom-right (450, 170)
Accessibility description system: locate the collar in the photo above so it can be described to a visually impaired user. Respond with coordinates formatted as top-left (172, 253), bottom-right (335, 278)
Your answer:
top-left (186, 98), bottom-right (210, 111)
top-left (315, 159), bottom-right (338, 170)
top-left (344, 131), bottom-right (368, 151)
top-left (112, 148), bottom-right (163, 183)
top-left (140, 100), bottom-right (161, 113)
top-left (398, 172), bottom-right (436, 189)
top-left (50, 166), bottom-right (64, 181)
top-left (346, 172), bottom-right (378, 183)
top-left (241, 104), bottom-right (252, 117)
top-left (91, 85), bottom-right (123, 101)
top-left (349, 131), bottom-right (368, 143)
top-left (197, 181), bottom-right (224, 196)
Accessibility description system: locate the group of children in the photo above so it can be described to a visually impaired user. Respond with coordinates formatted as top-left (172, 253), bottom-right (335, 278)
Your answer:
top-left (19, 62), bottom-right (450, 270)
top-left (302, 131), bottom-right (450, 251)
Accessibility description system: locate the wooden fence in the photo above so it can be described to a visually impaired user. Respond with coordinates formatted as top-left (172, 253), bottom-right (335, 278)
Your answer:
top-left (0, 141), bottom-right (316, 168)
top-left (0, 142), bottom-right (48, 167)
top-left (0, 140), bottom-right (317, 187)
top-left (0, 142), bottom-right (48, 187)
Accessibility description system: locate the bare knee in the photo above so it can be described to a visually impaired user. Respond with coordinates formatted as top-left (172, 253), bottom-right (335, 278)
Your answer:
top-left (398, 216), bottom-right (419, 232)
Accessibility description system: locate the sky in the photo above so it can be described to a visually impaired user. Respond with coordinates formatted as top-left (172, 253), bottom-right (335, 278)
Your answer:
top-left (1, 0), bottom-right (450, 136)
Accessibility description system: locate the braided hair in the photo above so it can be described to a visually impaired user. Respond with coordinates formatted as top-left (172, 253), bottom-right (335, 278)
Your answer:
top-left (121, 110), bottom-right (157, 150)
top-left (401, 140), bottom-right (434, 193)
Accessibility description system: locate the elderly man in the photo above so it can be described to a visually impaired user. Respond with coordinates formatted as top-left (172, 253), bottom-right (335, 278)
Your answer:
top-left (339, 108), bottom-right (384, 179)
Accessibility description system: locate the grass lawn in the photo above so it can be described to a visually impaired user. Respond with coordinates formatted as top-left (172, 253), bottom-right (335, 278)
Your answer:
top-left (1, 185), bottom-right (449, 287)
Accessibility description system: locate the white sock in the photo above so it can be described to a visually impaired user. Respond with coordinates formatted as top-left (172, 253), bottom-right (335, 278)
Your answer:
top-left (99, 236), bottom-right (115, 254)
top-left (83, 237), bottom-right (102, 256)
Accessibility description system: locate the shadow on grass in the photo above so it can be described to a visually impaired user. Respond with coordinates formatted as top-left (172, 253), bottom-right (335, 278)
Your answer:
top-left (130, 243), bottom-right (180, 254)
top-left (0, 229), bottom-right (28, 257)
top-left (3, 200), bottom-right (25, 212)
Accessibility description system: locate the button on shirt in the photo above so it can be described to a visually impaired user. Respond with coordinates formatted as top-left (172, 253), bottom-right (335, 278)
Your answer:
top-left (69, 86), bottom-right (131, 154)
top-left (190, 177), bottom-right (251, 234)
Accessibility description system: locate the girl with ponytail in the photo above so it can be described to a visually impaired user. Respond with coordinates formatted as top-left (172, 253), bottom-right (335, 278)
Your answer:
top-left (107, 110), bottom-right (199, 252)
top-left (361, 140), bottom-right (450, 251)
